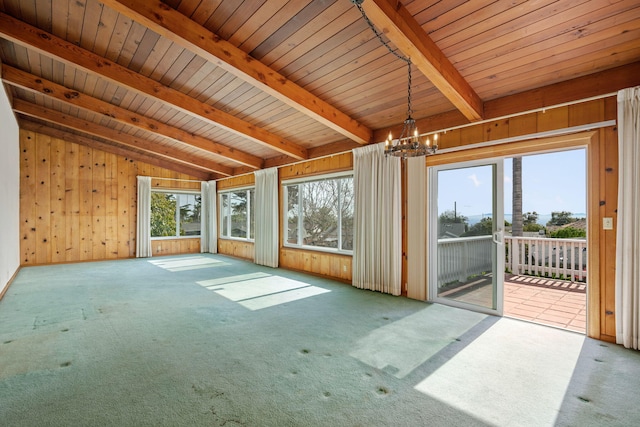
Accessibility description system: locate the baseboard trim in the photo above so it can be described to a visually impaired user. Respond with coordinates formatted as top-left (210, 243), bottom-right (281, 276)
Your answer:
top-left (0, 266), bottom-right (21, 301)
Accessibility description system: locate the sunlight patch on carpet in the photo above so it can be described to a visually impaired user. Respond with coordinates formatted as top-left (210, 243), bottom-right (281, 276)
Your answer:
top-left (414, 318), bottom-right (585, 427)
top-left (197, 272), bottom-right (272, 287)
top-left (350, 304), bottom-right (487, 378)
top-left (148, 256), bottom-right (228, 272)
top-left (198, 274), bottom-right (330, 310)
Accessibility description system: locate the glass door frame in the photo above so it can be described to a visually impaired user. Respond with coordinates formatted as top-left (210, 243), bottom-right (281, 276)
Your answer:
top-left (427, 158), bottom-right (505, 316)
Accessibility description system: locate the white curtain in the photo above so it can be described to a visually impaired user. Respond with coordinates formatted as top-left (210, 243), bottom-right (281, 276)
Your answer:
top-left (254, 168), bottom-right (279, 267)
top-left (352, 143), bottom-right (402, 295)
top-left (406, 157), bottom-right (427, 300)
top-left (200, 180), bottom-right (218, 254)
top-left (136, 176), bottom-right (152, 258)
top-left (616, 86), bottom-right (640, 350)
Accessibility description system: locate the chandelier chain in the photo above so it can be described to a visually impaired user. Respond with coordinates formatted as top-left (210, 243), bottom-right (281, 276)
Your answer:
top-left (351, 0), bottom-right (437, 158)
top-left (351, 0), bottom-right (413, 117)
top-left (351, 0), bottom-right (411, 64)
top-left (406, 61), bottom-right (412, 117)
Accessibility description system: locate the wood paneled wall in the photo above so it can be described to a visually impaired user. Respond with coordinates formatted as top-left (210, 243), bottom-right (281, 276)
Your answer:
top-left (19, 129), bottom-right (202, 265)
top-left (218, 239), bottom-right (254, 261)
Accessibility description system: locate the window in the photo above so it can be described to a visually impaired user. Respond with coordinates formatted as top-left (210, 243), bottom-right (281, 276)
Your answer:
top-left (151, 191), bottom-right (201, 238)
top-left (284, 174), bottom-right (353, 253)
top-left (219, 188), bottom-right (255, 240)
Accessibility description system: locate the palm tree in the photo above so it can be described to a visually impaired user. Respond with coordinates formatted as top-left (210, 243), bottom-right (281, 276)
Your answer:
top-left (512, 157), bottom-right (523, 237)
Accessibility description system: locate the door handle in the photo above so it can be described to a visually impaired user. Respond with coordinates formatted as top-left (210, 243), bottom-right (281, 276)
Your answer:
top-left (493, 229), bottom-right (504, 245)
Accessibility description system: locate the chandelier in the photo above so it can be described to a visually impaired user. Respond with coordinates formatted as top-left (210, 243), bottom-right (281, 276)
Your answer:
top-left (351, 0), bottom-right (438, 158)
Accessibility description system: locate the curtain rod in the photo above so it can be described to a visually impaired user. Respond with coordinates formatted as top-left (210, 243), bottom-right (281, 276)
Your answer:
top-left (140, 176), bottom-right (203, 183)
top-left (419, 92), bottom-right (617, 138)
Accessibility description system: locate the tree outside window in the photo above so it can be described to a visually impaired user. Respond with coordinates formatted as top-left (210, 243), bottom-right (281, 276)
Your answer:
top-left (219, 188), bottom-right (254, 240)
top-left (284, 175), bottom-right (353, 252)
top-left (151, 191), bottom-right (201, 238)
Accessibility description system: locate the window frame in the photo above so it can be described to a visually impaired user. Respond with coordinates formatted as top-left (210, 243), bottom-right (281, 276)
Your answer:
top-left (218, 186), bottom-right (255, 242)
top-left (282, 171), bottom-right (354, 255)
top-left (150, 189), bottom-right (202, 240)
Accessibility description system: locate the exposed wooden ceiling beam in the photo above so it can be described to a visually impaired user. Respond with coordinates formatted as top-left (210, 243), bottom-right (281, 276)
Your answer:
top-left (359, 0), bottom-right (484, 121)
top-left (0, 11), bottom-right (307, 160)
top-left (2, 65), bottom-right (263, 170)
top-left (100, 0), bottom-right (373, 145)
top-left (18, 119), bottom-right (215, 181)
top-left (13, 99), bottom-right (233, 176)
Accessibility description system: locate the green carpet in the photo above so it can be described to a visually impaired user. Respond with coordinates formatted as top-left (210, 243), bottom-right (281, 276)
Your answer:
top-left (1, 254), bottom-right (639, 426)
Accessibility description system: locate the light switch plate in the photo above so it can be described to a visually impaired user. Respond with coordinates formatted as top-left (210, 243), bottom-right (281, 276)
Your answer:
top-left (603, 217), bottom-right (613, 230)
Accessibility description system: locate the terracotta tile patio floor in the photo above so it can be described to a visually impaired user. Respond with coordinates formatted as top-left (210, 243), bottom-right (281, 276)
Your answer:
top-left (439, 274), bottom-right (587, 334)
top-left (504, 274), bottom-right (586, 333)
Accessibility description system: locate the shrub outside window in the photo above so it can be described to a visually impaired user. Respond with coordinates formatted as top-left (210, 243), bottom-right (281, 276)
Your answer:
top-left (151, 191), bottom-right (201, 238)
top-left (219, 188), bottom-right (255, 240)
top-left (284, 174), bottom-right (353, 253)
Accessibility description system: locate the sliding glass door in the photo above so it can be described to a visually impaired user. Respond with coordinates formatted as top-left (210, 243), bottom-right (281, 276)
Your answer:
top-left (429, 160), bottom-right (504, 315)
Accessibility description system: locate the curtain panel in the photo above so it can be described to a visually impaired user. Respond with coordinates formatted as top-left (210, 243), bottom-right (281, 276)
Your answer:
top-left (200, 180), bottom-right (218, 254)
top-left (254, 168), bottom-right (279, 268)
top-left (406, 157), bottom-right (427, 300)
top-left (352, 143), bottom-right (402, 295)
top-left (616, 86), bottom-right (640, 350)
top-left (136, 176), bottom-right (152, 258)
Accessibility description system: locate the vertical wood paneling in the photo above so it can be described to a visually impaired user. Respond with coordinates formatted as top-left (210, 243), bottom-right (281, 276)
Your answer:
top-left (19, 131), bottom-right (203, 265)
top-left (217, 240), bottom-right (254, 261)
top-left (65, 141), bottom-right (80, 262)
top-left (129, 159), bottom-right (137, 258)
top-left (20, 130), bottom-right (37, 264)
top-left (50, 136), bottom-right (66, 263)
top-left (105, 152), bottom-right (119, 259)
top-left (537, 106), bottom-right (569, 131)
top-left (78, 144), bottom-right (93, 261)
top-left (601, 126), bottom-right (618, 340)
top-left (117, 155), bottom-right (130, 258)
top-left (92, 149), bottom-right (106, 259)
top-left (35, 133), bottom-right (51, 264)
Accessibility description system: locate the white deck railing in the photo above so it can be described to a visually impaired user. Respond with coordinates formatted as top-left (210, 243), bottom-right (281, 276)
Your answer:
top-left (436, 235), bottom-right (588, 288)
top-left (437, 236), bottom-right (493, 288)
top-left (505, 236), bottom-right (587, 282)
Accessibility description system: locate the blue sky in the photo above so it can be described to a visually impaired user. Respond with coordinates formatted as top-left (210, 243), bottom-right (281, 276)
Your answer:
top-left (437, 149), bottom-right (586, 220)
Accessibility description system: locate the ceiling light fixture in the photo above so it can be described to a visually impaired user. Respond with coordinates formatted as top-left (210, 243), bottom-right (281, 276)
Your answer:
top-left (351, 0), bottom-right (438, 158)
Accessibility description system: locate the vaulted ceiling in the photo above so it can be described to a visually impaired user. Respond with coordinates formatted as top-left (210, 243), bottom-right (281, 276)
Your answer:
top-left (1, 0), bottom-right (639, 180)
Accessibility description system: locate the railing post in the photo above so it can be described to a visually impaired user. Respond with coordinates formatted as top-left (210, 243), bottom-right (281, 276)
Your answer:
top-left (513, 238), bottom-right (517, 274)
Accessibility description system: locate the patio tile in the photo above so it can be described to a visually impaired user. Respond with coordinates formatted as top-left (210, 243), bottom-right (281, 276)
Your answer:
top-left (504, 275), bottom-right (586, 334)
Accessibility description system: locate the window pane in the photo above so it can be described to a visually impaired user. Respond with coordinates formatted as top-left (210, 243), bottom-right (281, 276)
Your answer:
top-left (340, 178), bottom-right (354, 250)
top-left (249, 189), bottom-right (255, 240)
top-left (230, 191), bottom-right (248, 238)
top-left (150, 193), bottom-right (177, 237)
top-left (286, 185), bottom-right (299, 244)
top-left (179, 194), bottom-right (201, 236)
top-left (302, 180), bottom-right (339, 248)
top-left (221, 194), bottom-right (229, 237)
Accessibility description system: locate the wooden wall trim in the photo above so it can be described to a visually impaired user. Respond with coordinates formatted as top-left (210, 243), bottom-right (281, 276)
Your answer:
top-left (216, 173), bottom-right (256, 191)
top-left (0, 266), bottom-right (21, 301)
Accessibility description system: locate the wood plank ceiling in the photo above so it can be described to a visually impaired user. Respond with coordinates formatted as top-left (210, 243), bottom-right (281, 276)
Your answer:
top-left (1, 0), bottom-right (639, 180)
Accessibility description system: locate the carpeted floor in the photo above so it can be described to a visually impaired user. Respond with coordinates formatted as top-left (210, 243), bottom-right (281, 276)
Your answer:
top-left (1, 254), bottom-right (639, 426)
